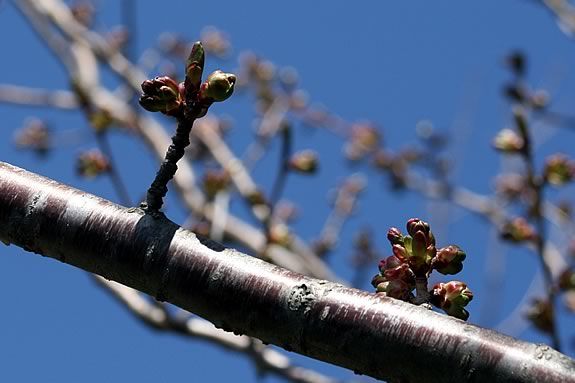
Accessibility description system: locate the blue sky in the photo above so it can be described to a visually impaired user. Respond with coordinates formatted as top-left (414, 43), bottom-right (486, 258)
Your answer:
top-left (1, 1), bottom-right (575, 382)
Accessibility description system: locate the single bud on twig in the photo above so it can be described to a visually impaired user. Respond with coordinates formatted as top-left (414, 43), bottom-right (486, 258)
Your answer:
top-left (13, 118), bottom-right (51, 156)
top-left (543, 154), bottom-right (575, 186)
top-left (76, 149), bottom-right (111, 178)
top-left (139, 76), bottom-right (183, 115)
top-left (198, 70), bottom-right (237, 103)
top-left (288, 150), bottom-right (318, 174)
top-left (501, 217), bottom-right (537, 243)
top-left (493, 129), bottom-right (524, 153)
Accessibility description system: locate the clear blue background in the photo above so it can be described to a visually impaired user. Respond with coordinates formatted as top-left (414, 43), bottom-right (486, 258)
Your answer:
top-left (1, 1), bottom-right (575, 382)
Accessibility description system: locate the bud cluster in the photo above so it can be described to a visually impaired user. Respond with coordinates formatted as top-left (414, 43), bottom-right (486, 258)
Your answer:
top-left (372, 218), bottom-right (473, 320)
top-left (139, 41), bottom-right (236, 117)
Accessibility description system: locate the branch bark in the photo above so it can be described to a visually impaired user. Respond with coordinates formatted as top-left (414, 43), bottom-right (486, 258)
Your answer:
top-left (1, 161), bottom-right (574, 383)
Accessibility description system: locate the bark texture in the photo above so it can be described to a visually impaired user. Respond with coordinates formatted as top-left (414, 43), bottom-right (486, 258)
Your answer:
top-left (1, 161), bottom-right (574, 383)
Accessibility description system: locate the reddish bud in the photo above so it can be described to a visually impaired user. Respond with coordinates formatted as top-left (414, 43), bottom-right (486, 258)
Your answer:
top-left (433, 245), bottom-right (466, 275)
top-left (387, 227), bottom-right (404, 245)
top-left (139, 76), bottom-right (182, 115)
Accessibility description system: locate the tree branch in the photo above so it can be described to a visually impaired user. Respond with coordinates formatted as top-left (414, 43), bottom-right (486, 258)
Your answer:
top-left (1, 161), bottom-right (574, 383)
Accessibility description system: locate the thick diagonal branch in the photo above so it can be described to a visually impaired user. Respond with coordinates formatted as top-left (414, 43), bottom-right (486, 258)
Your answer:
top-left (0, 161), bottom-right (574, 383)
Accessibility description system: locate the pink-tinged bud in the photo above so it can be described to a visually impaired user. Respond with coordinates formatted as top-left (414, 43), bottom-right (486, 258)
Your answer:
top-left (13, 118), bottom-right (51, 156)
top-left (432, 245), bottom-right (466, 275)
top-left (392, 244), bottom-right (407, 262)
top-left (378, 255), bottom-right (403, 273)
top-left (559, 268), bottom-right (575, 291)
top-left (430, 281), bottom-right (473, 320)
top-left (139, 76), bottom-right (182, 115)
top-left (288, 150), bottom-right (318, 174)
top-left (387, 227), bottom-right (404, 245)
top-left (501, 217), bottom-right (537, 243)
top-left (376, 279), bottom-right (412, 301)
top-left (493, 129), bottom-right (524, 153)
top-left (543, 154), bottom-right (575, 186)
top-left (384, 263), bottom-right (415, 285)
top-left (526, 299), bottom-right (554, 334)
top-left (76, 149), bottom-right (111, 178)
top-left (198, 70), bottom-right (236, 103)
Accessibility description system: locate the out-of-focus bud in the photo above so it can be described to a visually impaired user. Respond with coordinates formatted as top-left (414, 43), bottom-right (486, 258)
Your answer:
top-left (76, 149), bottom-right (110, 178)
top-left (267, 223), bottom-right (291, 247)
top-left (344, 123), bottom-right (381, 161)
top-left (288, 150), bottom-right (318, 174)
top-left (89, 109), bottom-right (114, 133)
top-left (501, 217), bottom-right (537, 243)
top-left (106, 26), bottom-right (129, 52)
top-left (139, 76), bottom-right (182, 115)
top-left (430, 281), bottom-right (474, 320)
top-left (198, 70), bottom-right (236, 103)
top-left (433, 245), bottom-right (466, 275)
top-left (526, 298), bottom-right (554, 334)
top-left (201, 26), bottom-right (230, 58)
top-left (530, 89), bottom-right (549, 109)
top-left (543, 154), bottom-right (575, 186)
top-left (13, 118), bottom-right (51, 156)
top-left (71, 1), bottom-right (95, 27)
top-left (202, 169), bottom-right (230, 199)
top-left (493, 129), bottom-right (524, 153)
top-left (559, 268), bottom-right (575, 291)
top-left (495, 173), bottom-right (526, 200)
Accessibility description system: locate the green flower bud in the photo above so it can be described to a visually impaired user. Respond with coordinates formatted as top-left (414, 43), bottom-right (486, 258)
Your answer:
top-left (198, 70), bottom-right (236, 103)
top-left (544, 154), bottom-right (575, 186)
top-left (185, 41), bottom-right (205, 95)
